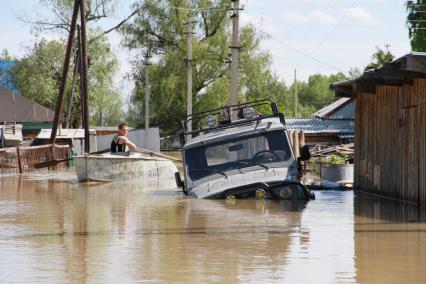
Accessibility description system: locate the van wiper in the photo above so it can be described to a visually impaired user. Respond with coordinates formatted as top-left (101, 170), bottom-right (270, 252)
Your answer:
top-left (237, 161), bottom-right (269, 171)
top-left (190, 169), bottom-right (228, 178)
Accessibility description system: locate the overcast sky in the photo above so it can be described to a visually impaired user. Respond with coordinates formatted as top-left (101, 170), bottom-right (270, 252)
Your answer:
top-left (0, 0), bottom-right (411, 101)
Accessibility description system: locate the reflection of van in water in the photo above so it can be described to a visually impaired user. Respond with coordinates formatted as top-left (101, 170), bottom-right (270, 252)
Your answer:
top-left (175, 99), bottom-right (315, 201)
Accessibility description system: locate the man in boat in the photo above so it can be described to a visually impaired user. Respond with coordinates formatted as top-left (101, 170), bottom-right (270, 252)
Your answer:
top-left (111, 123), bottom-right (137, 153)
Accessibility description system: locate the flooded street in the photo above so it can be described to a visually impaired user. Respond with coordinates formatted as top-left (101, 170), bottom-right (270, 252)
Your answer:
top-left (0, 172), bottom-right (425, 283)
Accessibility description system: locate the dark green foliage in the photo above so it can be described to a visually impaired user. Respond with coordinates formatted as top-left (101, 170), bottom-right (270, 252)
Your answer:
top-left (407, 0), bottom-right (426, 51)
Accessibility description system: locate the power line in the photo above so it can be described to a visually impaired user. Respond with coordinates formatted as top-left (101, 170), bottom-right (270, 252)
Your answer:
top-left (167, 5), bottom-right (231, 12)
top-left (259, 30), bottom-right (344, 72)
top-left (295, 0), bottom-right (334, 44)
top-left (295, 0), bottom-right (360, 68)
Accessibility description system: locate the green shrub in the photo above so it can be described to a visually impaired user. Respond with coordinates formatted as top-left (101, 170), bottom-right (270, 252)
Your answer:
top-left (324, 153), bottom-right (348, 166)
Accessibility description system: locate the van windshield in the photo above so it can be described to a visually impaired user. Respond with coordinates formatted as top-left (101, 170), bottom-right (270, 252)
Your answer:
top-left (185, 130), bottom-right (292, 181)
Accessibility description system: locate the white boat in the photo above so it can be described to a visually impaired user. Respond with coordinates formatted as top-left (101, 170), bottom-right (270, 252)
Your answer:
top-left (74, 152), bottom-right (179, 182)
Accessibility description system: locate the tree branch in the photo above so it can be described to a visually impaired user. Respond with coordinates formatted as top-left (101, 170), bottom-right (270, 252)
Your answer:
top-left (200, 11), bottom-right (227, 41)
top-left (89, 9), bottom-right (139, 43)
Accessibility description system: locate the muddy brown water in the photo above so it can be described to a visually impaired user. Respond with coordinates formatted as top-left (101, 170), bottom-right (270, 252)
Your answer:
top-left (0, 171), bottom-right (425, 283)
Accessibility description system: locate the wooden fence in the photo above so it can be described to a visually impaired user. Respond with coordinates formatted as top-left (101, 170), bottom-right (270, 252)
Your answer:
top-left (0, 144), bottom-right (70, 175)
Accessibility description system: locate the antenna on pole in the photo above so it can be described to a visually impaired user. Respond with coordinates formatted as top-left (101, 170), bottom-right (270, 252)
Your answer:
top-left (229, 0), bottom-right (240, 105)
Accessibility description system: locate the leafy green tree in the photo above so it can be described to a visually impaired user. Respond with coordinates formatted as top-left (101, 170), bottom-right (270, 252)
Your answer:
top-left (407, 0), bottom-right (426, 51)
top-left (365, 46), bottom-right (394, 70)
top-left (14, 0), bottom-right (125, 126)
top-left (122, 0), bottom-right (291, 134)
top-left (0, 49), bottom-right (14, 61)
top-left (294, 73), bottom-right (347, 118)
top-left (11, 39), bottom-right (66, 108)
top-left (10, 35), bottom-right (123, 126)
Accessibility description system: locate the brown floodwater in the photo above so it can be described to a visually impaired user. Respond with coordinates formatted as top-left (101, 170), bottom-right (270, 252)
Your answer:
top-left (0, 172), bottom-right (425, 283)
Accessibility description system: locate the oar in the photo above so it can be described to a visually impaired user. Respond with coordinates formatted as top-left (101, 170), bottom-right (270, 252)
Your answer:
top-left (33, 157), bottom-right (74, 169)
top-left (134, 147), bottom-right (182, 163)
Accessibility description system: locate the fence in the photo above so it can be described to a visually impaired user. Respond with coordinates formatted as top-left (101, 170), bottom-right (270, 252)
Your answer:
top-left (0, 144), bottom-right (70, 175)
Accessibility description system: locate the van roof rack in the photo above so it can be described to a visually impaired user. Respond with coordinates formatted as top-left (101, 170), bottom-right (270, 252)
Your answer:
top-left (180, 99), bottom-right (285, 146)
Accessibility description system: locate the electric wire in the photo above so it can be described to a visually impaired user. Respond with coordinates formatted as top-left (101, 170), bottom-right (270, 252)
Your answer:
top-left (258, 30), bottom-right (345, 72)
top-left (295, 0), bottom-right (360, 68)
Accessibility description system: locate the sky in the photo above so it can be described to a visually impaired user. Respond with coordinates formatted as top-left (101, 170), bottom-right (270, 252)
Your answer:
top-left (0, 0), bottom-right (412, 102)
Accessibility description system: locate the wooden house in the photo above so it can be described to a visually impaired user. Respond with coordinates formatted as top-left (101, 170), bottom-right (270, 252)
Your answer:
top-left (332, 52), bottom-right (426, 206)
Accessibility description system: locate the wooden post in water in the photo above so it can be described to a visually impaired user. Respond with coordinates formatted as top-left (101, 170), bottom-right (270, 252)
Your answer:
top-left (293, 130), bottom-right (300, 158)
top-left (299, 131), bottom-right (305, 147)
top-left (16, 146), bottom-right (22, 174)
top-left (299, 131), bottom-right (306, 173)
top-left (288, 130), bottom-right (294, 148)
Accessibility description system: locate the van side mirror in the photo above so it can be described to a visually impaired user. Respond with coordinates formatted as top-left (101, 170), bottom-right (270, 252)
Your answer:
top-left (175, 172), bottom-right (184, 188)
top-left (298, 145), bottom-right (310, 161)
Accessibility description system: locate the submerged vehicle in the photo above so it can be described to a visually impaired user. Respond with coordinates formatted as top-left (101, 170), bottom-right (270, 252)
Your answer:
top-left (176, 99), bottom-right (315, 200)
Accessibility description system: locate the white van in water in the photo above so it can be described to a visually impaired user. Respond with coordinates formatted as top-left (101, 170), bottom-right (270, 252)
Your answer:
top-left (175, 99), bottom-right (315, 200)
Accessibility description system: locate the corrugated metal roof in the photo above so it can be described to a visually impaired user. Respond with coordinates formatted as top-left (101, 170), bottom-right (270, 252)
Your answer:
top-left (286, 118), bottom-right (354, 135)
top-left (338, 134), bottom-right (354, 139)
top-left (329, 100), bottom-right (354, 119)
top-left (313, 98), bottom-right (354, 119)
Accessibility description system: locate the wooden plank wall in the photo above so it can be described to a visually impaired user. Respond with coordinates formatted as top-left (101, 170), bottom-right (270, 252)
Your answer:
top-left (355, 78), bottom-right (426, 205)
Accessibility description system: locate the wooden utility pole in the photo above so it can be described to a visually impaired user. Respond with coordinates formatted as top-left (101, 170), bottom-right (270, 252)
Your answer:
top-left (80, 0), bottom-right (90, 153)
top-left (65, 26), bottom-right (81, 129)
top-left (144, 54), bottom-right (151, 148)
top-left (294, 69), bottom-right (298, 118)
top-left (229, 0), bottom-right (240, 105)
top-left (78, 24), bottom-right (85, 129)
top-left (50, 0), bottom-right (80, 144)
top-left (186, 13), bottom-right (194, 136)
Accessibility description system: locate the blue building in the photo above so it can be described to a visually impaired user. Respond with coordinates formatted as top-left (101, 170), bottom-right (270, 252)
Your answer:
top-left (0, 61), bottom-right (19, 93)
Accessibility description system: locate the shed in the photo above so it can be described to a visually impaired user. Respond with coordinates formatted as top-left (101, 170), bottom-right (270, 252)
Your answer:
top-left (35, 128), bottom-right (97, 155)
top-left (331, 52), bottom-right (426, 205)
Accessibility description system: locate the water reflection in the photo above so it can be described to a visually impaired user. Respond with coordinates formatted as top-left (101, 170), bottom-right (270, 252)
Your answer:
top-left (0, 173), bottom-right (425, 283)
top-left (354, 192), bottom-right (426, 284)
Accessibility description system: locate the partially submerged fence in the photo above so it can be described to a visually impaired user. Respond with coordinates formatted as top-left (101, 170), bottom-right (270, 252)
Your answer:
top-left (0, 144), bottom-right (70, 175)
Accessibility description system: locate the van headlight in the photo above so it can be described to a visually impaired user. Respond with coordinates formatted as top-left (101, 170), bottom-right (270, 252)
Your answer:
top-left (255, 189), bottom-right (266, 200)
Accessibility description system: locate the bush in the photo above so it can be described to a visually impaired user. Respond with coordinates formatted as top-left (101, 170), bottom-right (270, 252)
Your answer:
top-left (323, 153), bottom-right (348, 166)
